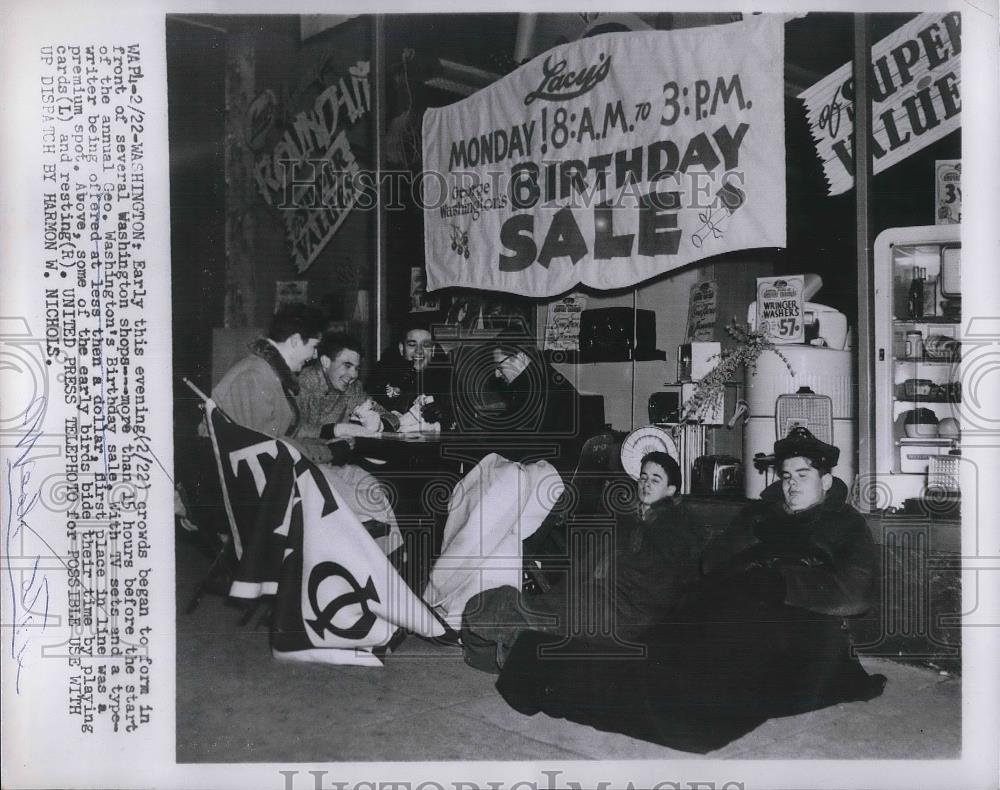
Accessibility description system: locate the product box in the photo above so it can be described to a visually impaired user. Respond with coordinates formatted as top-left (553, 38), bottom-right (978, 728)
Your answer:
top-left (898, 438), bottom-right (955, 474)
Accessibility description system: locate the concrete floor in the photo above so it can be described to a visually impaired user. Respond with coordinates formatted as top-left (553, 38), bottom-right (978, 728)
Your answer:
top-left (175, 539), bottom-right (961, 763)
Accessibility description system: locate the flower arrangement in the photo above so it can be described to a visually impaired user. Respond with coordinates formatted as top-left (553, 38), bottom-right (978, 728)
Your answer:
top-left (681, 321), bottom-right (795, 423)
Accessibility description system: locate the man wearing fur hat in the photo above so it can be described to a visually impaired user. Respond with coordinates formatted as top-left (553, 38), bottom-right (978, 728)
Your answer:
top-left (698, 425), bottom-right (876, 616)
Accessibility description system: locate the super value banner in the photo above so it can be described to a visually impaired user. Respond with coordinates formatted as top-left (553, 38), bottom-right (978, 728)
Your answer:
top-left (799, 12), bottom-right (961, 196)
top-left (422, 17), bottom-right (787, 297)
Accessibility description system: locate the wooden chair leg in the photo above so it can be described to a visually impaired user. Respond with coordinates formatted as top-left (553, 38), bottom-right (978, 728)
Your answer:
top-left (184, 537), bottom-right (232, 614)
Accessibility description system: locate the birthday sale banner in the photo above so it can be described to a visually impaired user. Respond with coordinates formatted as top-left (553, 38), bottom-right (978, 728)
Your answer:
top-left (422, 16), bottom-right (787, 297)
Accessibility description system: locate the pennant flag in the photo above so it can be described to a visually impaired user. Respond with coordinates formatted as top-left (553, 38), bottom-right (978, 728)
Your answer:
top-left (205, 400), bottom-right (446, 665)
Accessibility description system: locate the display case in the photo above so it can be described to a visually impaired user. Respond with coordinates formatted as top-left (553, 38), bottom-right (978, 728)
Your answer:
top-left (873, 224), bottom-right (961, 507)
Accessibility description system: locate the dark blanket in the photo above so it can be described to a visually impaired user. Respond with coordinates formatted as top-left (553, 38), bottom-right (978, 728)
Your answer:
top-left (497, 589), bottom-right (885, 752)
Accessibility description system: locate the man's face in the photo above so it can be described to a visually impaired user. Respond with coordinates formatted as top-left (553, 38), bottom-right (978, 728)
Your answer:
top-left (638, 461), bottom-right (676, 506)
top-left (779, 456), bottom-right (832, 512)
top-left (323, 348), bottom-right (361, 392)
top-left (287, 334), bottom-right (319, 373)
top-left (400, 329), bottom-right (433, 371)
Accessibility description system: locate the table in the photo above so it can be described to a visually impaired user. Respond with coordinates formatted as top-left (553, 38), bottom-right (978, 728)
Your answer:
top-left (352, 431), bottom-right (469, 593)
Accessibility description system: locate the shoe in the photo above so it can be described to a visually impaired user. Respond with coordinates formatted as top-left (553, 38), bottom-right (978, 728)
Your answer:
top-left (865, 673), bottom-right (888, 699)
top-left (422, 628), bottom-right (462, 647)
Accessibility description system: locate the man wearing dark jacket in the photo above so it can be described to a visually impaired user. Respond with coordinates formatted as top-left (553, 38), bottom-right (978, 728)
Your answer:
top-left (482, 328), bottom-right (607, 567)
top-left (698, 427), bottom-right (875, 617)
top-left (497, 428), bottom-right (886, 753)
top-left (462, 451), bottom-right (701, 668)
top-left (488, 329), bottom-right (591, 478)
top-left (368, 322), bottom-right (455, 430)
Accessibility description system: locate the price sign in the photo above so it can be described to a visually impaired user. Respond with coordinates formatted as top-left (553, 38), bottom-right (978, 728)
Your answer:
top-left (935, 159), bottom-right (961, 225)
top-left (756, 275), bottom-right (804, 344)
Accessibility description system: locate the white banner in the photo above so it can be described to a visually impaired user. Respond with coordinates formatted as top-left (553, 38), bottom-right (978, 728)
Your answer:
top-left (423, 17), bottom-right (787, 297)
top-left (798, 11), bottom-right (961, 196)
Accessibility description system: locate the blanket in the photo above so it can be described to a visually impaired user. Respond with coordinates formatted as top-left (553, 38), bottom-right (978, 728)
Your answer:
top-left (423, 453), bottom-right (564, 628)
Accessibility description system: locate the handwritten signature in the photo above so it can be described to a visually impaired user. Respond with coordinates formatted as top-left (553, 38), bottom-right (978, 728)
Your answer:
top-left (5, 396), bottom-right (53, 693)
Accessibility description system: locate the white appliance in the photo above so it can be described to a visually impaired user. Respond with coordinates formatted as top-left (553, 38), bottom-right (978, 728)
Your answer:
top-left (873, 224), bottom-right (961, 508)
top-left (744, 346), bottom-right (855, 498)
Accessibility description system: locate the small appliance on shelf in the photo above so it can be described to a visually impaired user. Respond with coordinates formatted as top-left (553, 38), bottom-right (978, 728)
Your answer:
top-left (691, 455), bottom-right (743, 496)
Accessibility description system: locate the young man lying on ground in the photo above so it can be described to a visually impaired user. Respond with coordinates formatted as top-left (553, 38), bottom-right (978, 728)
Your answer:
top-left (493, 427), bottom-right (887, 753)
top-left (460, 451), bottom-right (702, 670)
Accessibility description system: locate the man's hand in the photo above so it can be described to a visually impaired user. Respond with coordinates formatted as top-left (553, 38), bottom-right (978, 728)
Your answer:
top-left (396, 410), bottom-right (422, 433)
top-left (350, 399), bottom-right (383, 433)
top-left (421, 401), bottom-right (444, 425)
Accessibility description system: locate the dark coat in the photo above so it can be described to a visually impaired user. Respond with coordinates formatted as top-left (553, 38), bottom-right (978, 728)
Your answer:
top-left (592, 498), bottom-right (703, 636)
top-left (496, 478), bottom-right (885, 753)
top-left (516, 498), bottom-right (702, 641)
top-left (699, 477), bottom-right (876, 617)
top-left (367, 348), bottom-right (455, 428)
top-left (495, 360), bottom-right (592, 476)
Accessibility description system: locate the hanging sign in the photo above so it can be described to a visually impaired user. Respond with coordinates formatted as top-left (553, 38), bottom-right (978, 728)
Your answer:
top-left (756, 275), bottom-right (804, 344)
top-left (422, 17), bottom-right (787, 297)
top-left (254, 61), bottom-right (371, 273)
top-left (686, 279), bottom-right (718, 342)
top-left (935, 159), bottom-right (961, 224)
top-left (544, 292), bottom-right (587, 352)
top-left (798, 12), bottom-right (961, 197)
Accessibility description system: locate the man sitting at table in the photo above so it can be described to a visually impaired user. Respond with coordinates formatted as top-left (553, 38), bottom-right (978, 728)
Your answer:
top-left (486, 328), bottom-right (596, 478)
top-left (295, 331), bottom-right (399, 441)
top-left (482, 328), bottom-right (604, 565)
top-left (368, 320), bottom-right (454, 432)
top-left (293, 330), bottom-right (403, 556)
top-left (211, 307), bottom-right (401, 557)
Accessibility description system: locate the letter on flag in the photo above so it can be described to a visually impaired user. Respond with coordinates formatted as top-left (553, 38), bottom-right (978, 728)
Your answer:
top-left (205, 400), bottom-right (445, 665)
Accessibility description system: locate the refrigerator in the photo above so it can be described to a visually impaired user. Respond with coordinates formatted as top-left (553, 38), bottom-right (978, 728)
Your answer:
top-left (873, 224), bottom-right (962, 508)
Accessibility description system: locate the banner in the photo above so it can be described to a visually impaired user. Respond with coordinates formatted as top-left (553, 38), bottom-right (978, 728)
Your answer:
top-left (253, 61), bottom-right (371, 273)
top-left (423, 17), bottom-right (787, 297)
top-left (798, 12), bottom-right (961, 196)
top-left (206, 401), bottom-right (445, 665)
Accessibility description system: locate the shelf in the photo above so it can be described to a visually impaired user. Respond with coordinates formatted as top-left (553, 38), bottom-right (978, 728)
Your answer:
top-left (892, 317), bottom-right (961, 325)
top-left (894, 358), bottom-right (960, 366)
top-left (892, 399), bottom-right (959, 418)
top-left (893, 398), bottom-right (958, 407)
